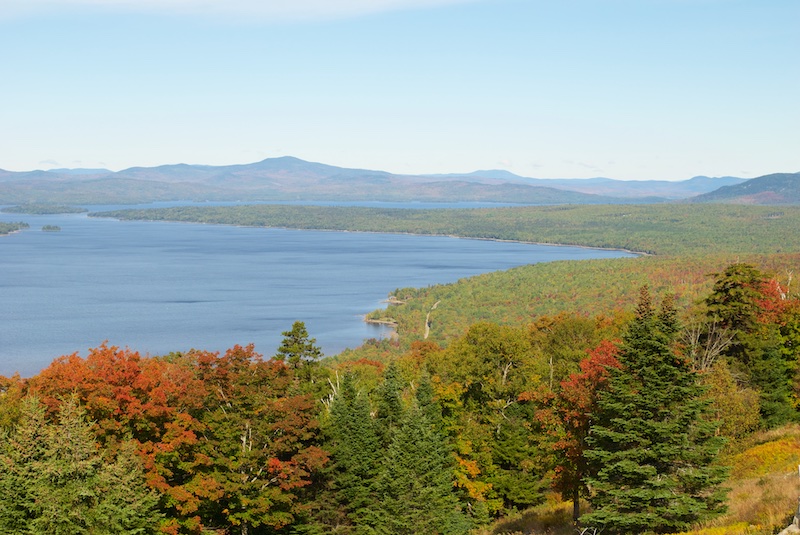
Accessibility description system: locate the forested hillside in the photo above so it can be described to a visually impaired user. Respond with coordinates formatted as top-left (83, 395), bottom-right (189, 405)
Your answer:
top-left (96, 203), bottom-right (800, 346)
top-left (4, 203), bottom-right (800, 534)
top-left (363, 253), bottom-right (800, 345)
top-left (95, 203), bottom-right (800, 256)
top-left (2, 264), bottom-right (799, 534)
top-left (689, 172), bottom-right (800, 204)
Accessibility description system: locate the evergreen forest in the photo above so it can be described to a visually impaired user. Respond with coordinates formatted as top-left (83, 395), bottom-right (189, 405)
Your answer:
top-left (3, 203), bottom-right (800, 534)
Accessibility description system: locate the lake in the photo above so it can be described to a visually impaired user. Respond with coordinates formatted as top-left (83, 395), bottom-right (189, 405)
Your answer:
top-left (0, 204), bottom-right (635, 377)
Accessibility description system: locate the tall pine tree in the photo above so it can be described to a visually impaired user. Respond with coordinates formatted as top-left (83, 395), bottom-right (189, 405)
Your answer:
top-left (582, 288), bottom-right (727, 534)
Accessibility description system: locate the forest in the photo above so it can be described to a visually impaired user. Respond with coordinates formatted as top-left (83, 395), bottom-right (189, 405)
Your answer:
top-left (1, 204), bottom-right (89, 215)
top-left (2, 203), bottom-right (800, 534)
top-left (93, 203), bottom-right (800, 256)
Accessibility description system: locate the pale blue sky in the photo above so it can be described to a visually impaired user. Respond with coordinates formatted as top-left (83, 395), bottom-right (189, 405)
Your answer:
top-left (1, 0), bottom-right (797, 180)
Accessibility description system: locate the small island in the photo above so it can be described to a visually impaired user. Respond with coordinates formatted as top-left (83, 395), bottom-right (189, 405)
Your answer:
top-left (0, 221), bottom-right (29, 235)
top-left (42, 225), bottom-right (62, 232)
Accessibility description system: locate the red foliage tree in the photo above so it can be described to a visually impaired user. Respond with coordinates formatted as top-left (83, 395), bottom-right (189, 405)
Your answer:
top-left (552, 340), bottom-right (621, 522)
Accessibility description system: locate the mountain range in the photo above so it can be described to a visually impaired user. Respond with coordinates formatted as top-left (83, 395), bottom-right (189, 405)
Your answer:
top-left (0, 156), bottom-right (796, 205)
top-left (687, 173), bottom-right (800, 204)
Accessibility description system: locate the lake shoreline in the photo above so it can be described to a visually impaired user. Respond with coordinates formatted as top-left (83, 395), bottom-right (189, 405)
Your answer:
top-left (1, 210), bottom-right (635, 377)
top-left (95, 212), bottom-right (649, 257)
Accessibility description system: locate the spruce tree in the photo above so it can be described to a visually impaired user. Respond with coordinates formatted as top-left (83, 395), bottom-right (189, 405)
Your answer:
top-left (581, 288), bottom-right (727, 535)
top-left (0, 396), bottom-right (160, 534)
top-left (0, 396), bottom-right (48, 533)
top-left (373, 363), bottom-right (404, 445)
top-left (328, 373), bottom-right (381, 533)
top-left (705, 263), bottom-right (798, 426)
top-left (373, 376), bottom-right (471, 535)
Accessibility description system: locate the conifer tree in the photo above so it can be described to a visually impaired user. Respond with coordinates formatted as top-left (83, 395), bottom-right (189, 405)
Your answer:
top-left (373, 362), bottom-right (404, 445)
top-left (582, 288), bottom-right (727, 535)
top-left (705, 263), bottom-right (798, 426)
top-left (328, 373), bottom-right (381, 532)
top-left (0, 396), bottom-right (160, 534)
top-left (705, 263), bottom-right (767, 360)
top-left (275, 321), bottom-right (329, 398)
top-left (373, 375), bottom-right (471, 535)
top-left (0, 396), bottom-right (48, 533)
top-left (276, 320), bottom-right (323, 368)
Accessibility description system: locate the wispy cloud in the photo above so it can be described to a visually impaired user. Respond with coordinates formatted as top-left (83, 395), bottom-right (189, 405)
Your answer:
top-left (0, 0), bottom-right (481, 21)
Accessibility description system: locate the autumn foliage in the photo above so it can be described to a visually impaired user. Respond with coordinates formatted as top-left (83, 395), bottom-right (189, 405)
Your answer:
top-left (2, 262), bottom-right (800, 534)
top-left (13, 342), bottom-right (327, 534)
top-left (551, 340), bottom-right (621, 518)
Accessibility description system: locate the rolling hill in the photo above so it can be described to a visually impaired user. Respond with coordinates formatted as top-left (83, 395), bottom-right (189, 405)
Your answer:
top-left (688, 172), bottom-right (800, 204)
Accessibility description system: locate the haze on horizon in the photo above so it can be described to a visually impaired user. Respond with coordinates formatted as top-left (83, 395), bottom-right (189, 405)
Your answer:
top-left (1, 0), bottom-right (797, 182)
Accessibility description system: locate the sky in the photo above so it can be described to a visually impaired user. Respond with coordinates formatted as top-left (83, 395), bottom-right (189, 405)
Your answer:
top-left (1, 0), bottom-right (798, 181)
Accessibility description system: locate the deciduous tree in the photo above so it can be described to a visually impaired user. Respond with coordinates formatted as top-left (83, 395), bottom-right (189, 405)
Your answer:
top-left (552, 339), bottom-right (621, 522)
top-left (193, 344), bottom-right (327, 535)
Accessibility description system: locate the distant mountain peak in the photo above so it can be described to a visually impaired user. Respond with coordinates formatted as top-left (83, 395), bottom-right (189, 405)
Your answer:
top-left (466, 169), bottom-right (527, 180)
top-left (46, 168), bottom-right (111, 175)
top-left (687, 172), bottom-right (800, 204)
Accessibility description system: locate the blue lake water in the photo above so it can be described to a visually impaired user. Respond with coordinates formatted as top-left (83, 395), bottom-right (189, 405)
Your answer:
top-left (0, 204), bottom-right (635, 377)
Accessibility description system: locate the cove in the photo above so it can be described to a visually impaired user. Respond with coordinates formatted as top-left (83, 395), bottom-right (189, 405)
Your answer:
top-left (0, 205), bottom-right (635, 377)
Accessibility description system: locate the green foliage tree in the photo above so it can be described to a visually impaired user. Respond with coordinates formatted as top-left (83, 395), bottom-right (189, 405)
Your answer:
top-left (485, 399), bottom-right (549, 511)
top-left (276, 321), bottom-right (329, 398)
top-left (326, 373), bottom-right (381, 533)
top-left (276, 320), bottom-right (323, 368)
top-left (423, 322), bottom-right (550, 514)
top-left (194, 345), bottom-right (327, 535)
top-left (705, 263), bottom-right (799, 426)
top-left (530, 313), bottom-right (612, 391)
top-left (373, 362), bottom-right (405, 445)
top-left (373, 377), bottom-right (471, 535)
top-left (748, 342), bottom-right (797, 427)
top-left (701, 360), bottom-right (760, 439)
top-left (0, 396), bottom-right (48, 533)
top-left (705, 263), bottom-right (769, 366)
top-left (0, 396), bottom-right (160, 534)
top-left (582, 288), bottom-right (728, 534)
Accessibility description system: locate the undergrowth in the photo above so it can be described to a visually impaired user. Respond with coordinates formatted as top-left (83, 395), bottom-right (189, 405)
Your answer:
top-left (479, 425), bottom-right (800, 535)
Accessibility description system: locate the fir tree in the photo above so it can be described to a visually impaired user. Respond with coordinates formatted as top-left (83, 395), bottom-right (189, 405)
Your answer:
top-left (275, 321), bottom-right (328, 398)
top-left (705, 263), bottom-right (798, 426)
top-left (748, 342), bottom-right (797, 427)
top-left (328, 373), bottom-right (381, 533)
top-left (373, 376), bottom-right (471, 535)
top-left (582, 288), bottom-right (728, 535)
top-left (373, 363), bottom-right (404, 445)
top-left (705, 263), bottom-right (767, 368)
top-left (0, 396), bottom-right (160, 534)
top-left (0, 396), bottom-right (48, 533)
